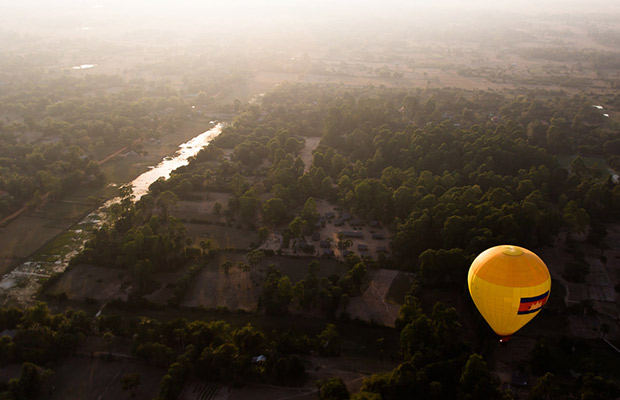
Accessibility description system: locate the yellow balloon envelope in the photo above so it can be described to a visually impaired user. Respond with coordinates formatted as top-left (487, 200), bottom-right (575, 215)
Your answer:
top-left (468, 245), bottom-right (551, 340)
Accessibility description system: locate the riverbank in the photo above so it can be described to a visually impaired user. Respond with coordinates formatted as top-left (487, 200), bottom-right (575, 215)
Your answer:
top-left (0, 118), bottom-right (219, 292)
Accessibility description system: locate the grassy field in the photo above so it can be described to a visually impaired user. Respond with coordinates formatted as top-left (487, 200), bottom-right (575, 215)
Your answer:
top-left (0, 216), bottom-right (68, 275)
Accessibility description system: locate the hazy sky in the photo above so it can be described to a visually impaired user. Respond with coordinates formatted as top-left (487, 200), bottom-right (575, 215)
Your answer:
top-left (2, 0), bottom-right (620, 46)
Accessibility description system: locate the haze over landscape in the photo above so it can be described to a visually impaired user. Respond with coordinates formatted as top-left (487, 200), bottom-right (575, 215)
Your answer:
top-left (0, 1), bottom-right (620, 399)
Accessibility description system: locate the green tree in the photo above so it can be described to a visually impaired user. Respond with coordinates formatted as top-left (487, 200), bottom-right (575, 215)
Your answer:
top-left (563, 201), bottom-right (590, 234)
top-left (263, 198), bottom-right (287, 225)
top-left (577, 372), bottom-right (620, 400)
top-left (318, 324), bottom-right (340, 357)
top-left (246, 249), bottom-right (265, 266)
top-left (239, 190), bottom-right (260, 219)
top-left (258, 227), bottom-right (269, 243)
top-left (458, 354), bottom-right (501, 400)
top-left (103, 331), bottom-right (115, 357)
top-left (529, 372), bottom-right (561, 400)
top-left (289, 217), bottom-right (307, 238)
top-left (157, 190), bottom-right (179, 219)
top-left (121, 373), bottom-right (141, 397)
top-left (199, 239), bottom-right (212, 256)
top-left (221, 260), bottom-right (233, 275)
top-left (318, 377), bottom-right (350, 400)
top-left (301, 197), bottom-right (319, 226)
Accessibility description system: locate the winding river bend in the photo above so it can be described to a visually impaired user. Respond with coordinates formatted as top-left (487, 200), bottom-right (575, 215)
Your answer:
top-left (0, 123), bottom-right (223, 304)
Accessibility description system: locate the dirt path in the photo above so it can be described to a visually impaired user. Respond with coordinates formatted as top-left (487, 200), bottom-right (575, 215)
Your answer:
top-left (0, 192), bottom-right (50, 226)
top-left (368, 279), bottom-right (399, 322)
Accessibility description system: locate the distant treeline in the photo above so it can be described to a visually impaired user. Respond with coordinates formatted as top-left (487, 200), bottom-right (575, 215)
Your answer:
top-left (520, 47), bottom-right (620, 69)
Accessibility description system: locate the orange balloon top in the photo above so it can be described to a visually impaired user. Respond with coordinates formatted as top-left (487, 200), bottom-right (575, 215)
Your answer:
top-left (469, 245), bottom-right (549, 288)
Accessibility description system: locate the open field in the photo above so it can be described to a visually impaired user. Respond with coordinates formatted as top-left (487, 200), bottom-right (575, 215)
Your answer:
top-left (180, 251), bottom-right (407, 326)
top-left (184, 223), bottom-right (258, 250)
top-left (46, 264), bottom-right (130, 302)
top-left (47, 261), bottom-right (198, 305)
top-left (172, 192), bottom-right (263, 250)
top-left (46, 250), bottom-right (407, 328)
top-left (181, 253), bottom-right (346, 311)
top-left (175, 192), bottom-right (232, 219)
top-left (0, 216), bottom-right (67, 275)
top-left (0, 198), bottom-right (95, 275)
top-left (536, 230), bottom-right (620, 340)
top-left (42, 357), bottom-right (165, 400)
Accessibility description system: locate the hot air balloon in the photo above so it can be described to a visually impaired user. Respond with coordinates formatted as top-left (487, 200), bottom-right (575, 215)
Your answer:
top-left (468, 245), bottom-right (551, 342)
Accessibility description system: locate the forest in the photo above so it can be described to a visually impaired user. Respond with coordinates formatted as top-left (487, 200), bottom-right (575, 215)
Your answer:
top-left (3, 83), bottom-right (608, 399)
top-left (3, 1), bottom-right (620, 398)
top-left (0, 55), bottom-right (194, 219)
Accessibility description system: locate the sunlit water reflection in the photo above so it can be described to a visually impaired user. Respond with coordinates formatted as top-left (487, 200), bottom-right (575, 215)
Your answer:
top-left (129, 123), bottom-right (222, 199)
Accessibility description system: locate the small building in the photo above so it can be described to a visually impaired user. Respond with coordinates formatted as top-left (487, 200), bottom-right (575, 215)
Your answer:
top-left (377, 246), bottom-right (388, 253)
top-left (357, 243), bottom-right (368, 251)
top-left (252, 355), bottom-right (267, 363)
top-left (340, 231), bottom-right (364, 239)
top-left (325, 211), bottom-right (335, 219)
top-left (360, 251), bottom-right (370, 258)
top-left (320, 240), bottom-right (330, 249)
top-left (341, 212), bottom-right (351, 220)
top-left (333, 219), bottom-right (344, 226)
top-left (350, 218), bottom-right (362, 226)
top-left (372, 233), bottom-right (385, 240)
top-left (323, 249), bottom-right (334, 257)
top-left (341, 250), bottom-right (350, 258)
top-left (312, 232), bottom-right (321, 241)
top-left (369, 220), bottom-right (379, 228)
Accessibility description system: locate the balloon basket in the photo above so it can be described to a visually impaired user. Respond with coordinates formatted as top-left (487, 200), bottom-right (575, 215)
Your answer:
top-left (499, 336), bottom-right (512, 345)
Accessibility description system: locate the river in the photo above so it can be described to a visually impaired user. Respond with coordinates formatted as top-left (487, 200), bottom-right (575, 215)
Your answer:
top-left (0, 123), bottom-right (223, 304)
top-left (129, 122), bottom-right (222, 200)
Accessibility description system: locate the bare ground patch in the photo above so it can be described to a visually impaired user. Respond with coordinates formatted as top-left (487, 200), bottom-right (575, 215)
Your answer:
top-left (47, 264), bottom-right (129, 302)
top-left (184, 223), bottom-right (258, 250)
top-left (345, 269), bottom-right (400, 327)
top-left (143, 268), bottom-right (192, 304)
top-left (182, 252), bottom-right (260, 311)
top-left (299, 136), bottom-right (321, 172)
